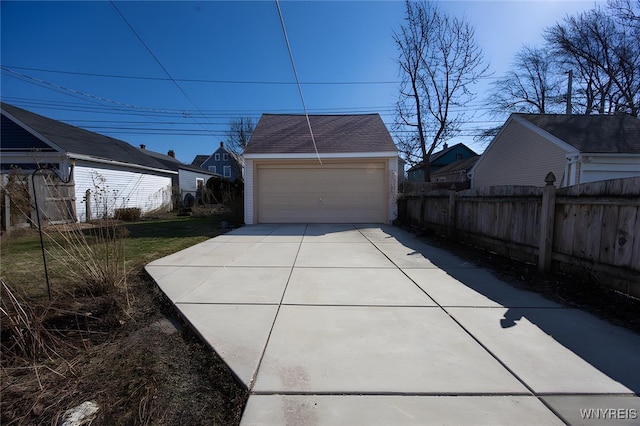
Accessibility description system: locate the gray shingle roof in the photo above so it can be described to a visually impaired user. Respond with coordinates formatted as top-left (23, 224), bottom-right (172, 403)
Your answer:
top-left (191, 154), bottom-right (210, 167)
top-left (139, 148), bottom-right (220, 175)
top-left (432, 155), bottom-right (479, 175)
top-left (1, 102), bottom-right (171, 171)
top-left (517, 113), bottom-right (640, 153)
top-left (244, 114), bottom-right (397, 155)
top-left (406, 143), bottom-right (477, 172)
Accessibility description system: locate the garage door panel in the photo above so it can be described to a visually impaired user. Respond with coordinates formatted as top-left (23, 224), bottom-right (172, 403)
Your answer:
top-left (257, 163), bottom-right (386, 223)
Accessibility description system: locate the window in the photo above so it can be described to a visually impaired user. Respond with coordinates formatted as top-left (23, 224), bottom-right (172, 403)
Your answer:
top-left (456, 154), bottom-right (463, 161)
top-left (223, 165), bottom-right (231, 178)
top-left (223, 153), bottom-right (228, 161)
top-left (215, 153), bottom-right (220, 161)
top-left (208, 166), bottom-right (217, 173)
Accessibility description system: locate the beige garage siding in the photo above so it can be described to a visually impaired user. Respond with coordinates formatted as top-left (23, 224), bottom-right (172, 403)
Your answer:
top-left (256, 161), bottom-right (387, 223)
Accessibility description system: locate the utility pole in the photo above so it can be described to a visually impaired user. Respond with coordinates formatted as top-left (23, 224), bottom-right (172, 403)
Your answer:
top-left (566, 70), bottom-right (573, 114)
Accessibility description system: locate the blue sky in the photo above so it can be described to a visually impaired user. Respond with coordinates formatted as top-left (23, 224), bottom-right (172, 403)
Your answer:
top-left (1, 1), bottom-right (601, 164)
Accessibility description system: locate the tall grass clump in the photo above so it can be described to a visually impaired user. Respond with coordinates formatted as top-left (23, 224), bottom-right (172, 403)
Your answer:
top-left (2, 168), bottom-right (131, 298)
top-left (0, 279), bottom-right (60, 362)
top-left (43, 221), bottom-right (129, 297)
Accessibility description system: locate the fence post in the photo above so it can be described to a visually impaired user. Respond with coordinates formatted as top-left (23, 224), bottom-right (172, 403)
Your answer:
top-left (2, 180), bottom-right (10, 235)
top-left (538, 172), bottom-right (557, 272)
top-left (85, 189), bottom-right (92, 222)
top-left (419, 192), bottom-right (425, 228)
top-left (448, 190), bottom-right (457, 241)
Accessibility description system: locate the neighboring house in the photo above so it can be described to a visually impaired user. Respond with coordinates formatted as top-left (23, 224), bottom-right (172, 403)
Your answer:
top-left (1, 103), bottom-right (175, 222)
top-left (191, 141), bottom-right (243, 181)
top-left (407, 142), bottom-right (478, 182)
top-left (138, 146), bottom-right (221, 206)
top-left (469, 113), bottom-right (640, 188)
top-left (243, 113), bottom-right (399, 224)
top-left (431, 155), bottom-right (479, 187)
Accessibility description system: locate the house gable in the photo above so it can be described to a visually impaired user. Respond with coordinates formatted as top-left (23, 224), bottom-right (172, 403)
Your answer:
top-left (197, 142), bottom-right (243, 179)
top-left (471, 113), bottom-right (640, 188)
top-left (470, 115), bottom-right (577, 188)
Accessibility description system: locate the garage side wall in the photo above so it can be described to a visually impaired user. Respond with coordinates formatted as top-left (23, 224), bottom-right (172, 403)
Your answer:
top-left (244, 159), bottom-right (255, 224)
top-left (387, 156), bottom-right (398, 222)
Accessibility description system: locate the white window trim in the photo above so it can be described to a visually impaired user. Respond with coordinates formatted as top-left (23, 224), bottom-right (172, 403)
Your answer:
top-left (223, 165), bottom-right (231, 177)
top-left (215, 153), bottom-right (220, 161)
top-left (208, 165), bottom-right (217, 173)
top-left (223, 153), bottom-right (229, 161)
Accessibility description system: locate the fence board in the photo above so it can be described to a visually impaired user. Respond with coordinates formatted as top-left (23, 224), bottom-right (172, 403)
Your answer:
top-left (613, 206), bottom-right (638, 268)
top-left (584, 204), bottom-right (604, 262)
top-left (599, 205), bottom-right (620, 265)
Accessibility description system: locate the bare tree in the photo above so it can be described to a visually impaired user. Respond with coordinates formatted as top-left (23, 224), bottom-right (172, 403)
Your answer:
top-left (608, 0), bottom-right (640, 33)
top-left (225, 117), bottom-right (254, 155)
top-left (545, 5), bottom-right (640, 116)
top-left (394, 0), bottom-right (488, 182)
top-left (487, 46), bottom-right (564, 115)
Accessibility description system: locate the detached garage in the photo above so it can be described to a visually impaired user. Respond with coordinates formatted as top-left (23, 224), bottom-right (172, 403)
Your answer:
top-left (244, 114), bottom-right (399, 224)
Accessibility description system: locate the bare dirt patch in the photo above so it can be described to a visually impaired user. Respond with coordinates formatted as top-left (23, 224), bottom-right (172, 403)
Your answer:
top-left (1, 271), bottom-right (248, 425)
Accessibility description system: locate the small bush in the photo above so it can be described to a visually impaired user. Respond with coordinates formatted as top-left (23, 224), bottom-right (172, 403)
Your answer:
top-left (114, 208), bottom-right (141, 222)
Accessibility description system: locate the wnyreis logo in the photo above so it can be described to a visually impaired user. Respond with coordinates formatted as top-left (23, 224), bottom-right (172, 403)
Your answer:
top-left (579, 408), bottom-right (637, 420)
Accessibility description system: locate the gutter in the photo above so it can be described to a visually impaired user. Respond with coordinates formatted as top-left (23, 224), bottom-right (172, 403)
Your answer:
top-left (244, 151), bottom-right (398, 160)
top-left (69, 153), bottom-right (178, 175)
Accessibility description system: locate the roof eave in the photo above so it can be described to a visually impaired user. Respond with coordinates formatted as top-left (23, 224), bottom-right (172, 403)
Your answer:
top-left (70, 153), bottom-right (178, 175)
top-left (244, 151), bottom-right (398, 160)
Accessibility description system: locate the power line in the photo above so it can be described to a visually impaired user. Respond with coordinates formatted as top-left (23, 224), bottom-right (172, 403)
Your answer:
top-left (275, 0), bottom-right (322, 165)
top-left (109, 1), bottom-right (216, 138)
top-left (2, 65), bottom-right (400, 85)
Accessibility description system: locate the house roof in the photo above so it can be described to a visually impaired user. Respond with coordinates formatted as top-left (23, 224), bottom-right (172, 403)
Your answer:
top-left (191, 155), bottom-right (210, 167)
top-left (1, 102), bottom-right (171, 171)
top-left (406, 142), bottom-right (477, 172)
top-left (516, 113), bottom-right (640, 154)
top-left (244, 114), bottom-right (397, 155)
top-left (139, 148), bottom-right (220, 175)
top-left (432, 155), bottom-right (480, 175)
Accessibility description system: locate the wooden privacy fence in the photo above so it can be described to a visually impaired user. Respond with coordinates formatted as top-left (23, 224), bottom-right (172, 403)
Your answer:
top-left (1, 170), bottom-right (76, 233)
top-left (397, 175), bottom-right (640, 298)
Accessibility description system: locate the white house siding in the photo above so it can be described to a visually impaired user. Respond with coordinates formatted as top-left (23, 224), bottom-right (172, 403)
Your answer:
top-left (576, 154), bottom-right (640, 185)
top-left (178, 169), bottom-right (217, 201)
top-left (472, 119), bottom-right (571, 188)
top-left (74, 163), bottom-right (172, 222)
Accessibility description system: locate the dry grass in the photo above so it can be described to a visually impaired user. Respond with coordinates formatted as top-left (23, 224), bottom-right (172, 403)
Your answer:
top-left (1, 215), bottom-right (248, 425)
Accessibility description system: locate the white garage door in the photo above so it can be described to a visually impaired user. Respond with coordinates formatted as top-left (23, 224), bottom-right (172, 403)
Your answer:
top-left (257, 162), bottom-right (386, 223)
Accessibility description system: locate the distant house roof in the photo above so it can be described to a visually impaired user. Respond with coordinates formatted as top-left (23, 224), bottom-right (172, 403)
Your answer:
top-left (1, 102), bottom-right (171, 171)
top-left (516, 113), bottom-right (640, 153)
top-left (139, 148), bottom-right (220, 175)
top-left (432, 155), bottom-right (480, 175)
top-left (191, 154), bottom-right (210, 167)
top-left (244, 114), bottom-right (397, 155)
top-left (407, 142), bottom-right (477, 172)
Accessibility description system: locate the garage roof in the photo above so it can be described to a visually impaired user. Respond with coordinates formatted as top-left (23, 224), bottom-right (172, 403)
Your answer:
top-left (244, 114), bottom-right (397, 154)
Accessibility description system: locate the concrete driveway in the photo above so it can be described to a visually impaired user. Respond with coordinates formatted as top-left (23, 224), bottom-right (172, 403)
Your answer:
top-left (145, 224), bottom-right (640, 425)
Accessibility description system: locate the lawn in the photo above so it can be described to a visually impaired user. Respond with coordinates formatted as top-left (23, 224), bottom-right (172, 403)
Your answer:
top-left (1, 215), bottom-right (248, 425)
